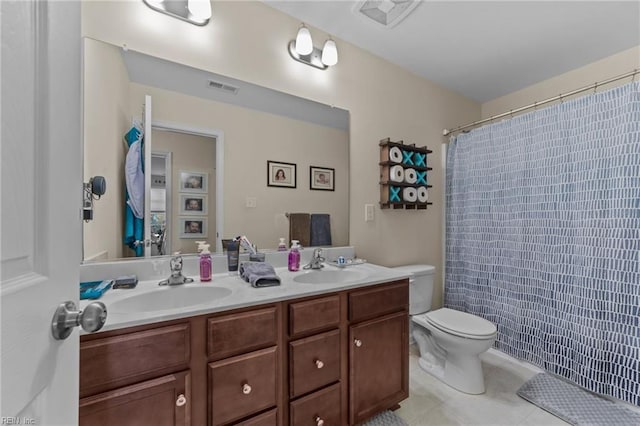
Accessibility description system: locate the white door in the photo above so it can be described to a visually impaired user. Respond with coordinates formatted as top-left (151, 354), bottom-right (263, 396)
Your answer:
top-left (1, 1), bottom-right (82, 424)
top-left (144, 95), bottom-right (153, 257)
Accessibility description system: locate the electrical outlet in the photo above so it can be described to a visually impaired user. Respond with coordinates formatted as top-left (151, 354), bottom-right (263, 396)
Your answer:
top-left (365, 204), bottom-right (375, 222)
top-left (246, 197), bottom-right (257, 208)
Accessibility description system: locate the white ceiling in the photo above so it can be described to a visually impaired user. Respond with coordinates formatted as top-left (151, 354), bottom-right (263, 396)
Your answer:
top-left (122, 49), bottom-right (349, 130)
top-left (264, 1), bottom-right (640, 103)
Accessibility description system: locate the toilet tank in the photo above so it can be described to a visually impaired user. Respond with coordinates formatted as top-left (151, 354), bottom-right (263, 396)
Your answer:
top-left (392, 265), bottom-right (435, 315)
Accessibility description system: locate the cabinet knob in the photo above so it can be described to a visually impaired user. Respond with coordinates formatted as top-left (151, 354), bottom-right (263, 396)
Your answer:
top-left (176, 394), bottom-right (187, 407)
top-left (315, 359), bottom-right (324, 369)
top-left (354, 338), bottom-right (362, 347)
top-left (315, 416), bottom-right (324, 426)
top-left (242, 383), bottom-right (252, 395)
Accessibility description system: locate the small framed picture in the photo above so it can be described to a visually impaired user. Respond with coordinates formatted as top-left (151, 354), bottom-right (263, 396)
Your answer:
top-left (267, 161), bottom-right (296, 188)
top-left (310, 166), bottom-right (335, 191)
top-left (179, 217), bottom-right (207, 238)
top-left (179, 171), bottom-right (208, 193)
top-left (179, 194), bottom-right (207, 215)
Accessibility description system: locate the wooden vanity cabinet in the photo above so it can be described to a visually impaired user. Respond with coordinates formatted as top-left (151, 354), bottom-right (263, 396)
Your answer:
top-left (79, 321), bottom-right (193, 426)
top-left (79, 279), bottom-right (408, 426)
top-left (348, 281), bottom-right (409, 425)
top-left (285, 294), bottom-right (344, 426)
top-left (206, 305), bottom-right (280, 426)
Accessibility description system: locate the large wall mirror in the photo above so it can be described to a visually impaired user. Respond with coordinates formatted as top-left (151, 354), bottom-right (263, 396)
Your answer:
top-left (83, 38), bottom-right (350, 262)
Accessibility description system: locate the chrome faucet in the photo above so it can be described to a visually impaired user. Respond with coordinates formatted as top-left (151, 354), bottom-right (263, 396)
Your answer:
top-left (159, 254), bottom-right (194, 286)
top-left (303, 248), bottom-right (325, 270)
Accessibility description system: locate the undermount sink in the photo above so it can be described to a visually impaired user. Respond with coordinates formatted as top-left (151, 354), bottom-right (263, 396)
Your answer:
top-left (293, 268), bottom-right (367, 284)
top-left (109, 285), bottom-right (232, 313)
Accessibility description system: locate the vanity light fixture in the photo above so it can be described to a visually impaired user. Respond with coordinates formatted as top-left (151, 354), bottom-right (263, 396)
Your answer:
top-left (142, 0), bottom-right (212, 26)
top-left (288, 24), bottom-right (339, 70)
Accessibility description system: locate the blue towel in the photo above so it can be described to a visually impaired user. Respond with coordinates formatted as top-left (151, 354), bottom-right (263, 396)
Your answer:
top-left (123, 125), bottom-right (145, 257)
top-left (310, 214), bottom-right (332, 246)
top-left (80, 280), bottom-right (113, 300)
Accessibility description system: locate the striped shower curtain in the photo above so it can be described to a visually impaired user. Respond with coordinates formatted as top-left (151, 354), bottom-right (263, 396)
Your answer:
top-left (445, 81), bottom-right (640, 405)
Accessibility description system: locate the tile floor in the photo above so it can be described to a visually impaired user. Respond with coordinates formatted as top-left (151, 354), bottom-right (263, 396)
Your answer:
top-left (396, 346), bottom-right (571, 426)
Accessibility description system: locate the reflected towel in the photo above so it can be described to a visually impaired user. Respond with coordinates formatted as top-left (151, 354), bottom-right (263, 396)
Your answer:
top-left (288, 213), bottom-right (311, 247)
top-left (310, 214), bottom-right (332, 246)
top-left (239, 261), bottom-right (281, 287)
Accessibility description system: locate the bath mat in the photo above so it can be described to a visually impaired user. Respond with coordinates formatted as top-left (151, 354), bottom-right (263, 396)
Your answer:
top-left (517, 373), bottom-right (640, 426)
top-left (363, 410), bottom-right (408, 426)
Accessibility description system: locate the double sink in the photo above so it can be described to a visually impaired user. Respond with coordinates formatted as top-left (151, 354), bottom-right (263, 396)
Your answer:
top-left (106, 265), bottom-right (369, 315)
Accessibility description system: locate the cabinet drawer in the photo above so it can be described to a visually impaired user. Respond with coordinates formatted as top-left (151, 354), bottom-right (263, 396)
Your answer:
top-left (289, 329), bottom-right (341, 398)
top-left (79, 370), bottom-right (190, 426)
top-left (207, 306), bottom-right (278, 360)
top-left (233, 408), bottom-right (277, 426)
top-left (290, 383), bottom-right (341, 426)
top-left (349, 280), bottom-right (408, 323)
top-left (80, 323), bottom-right (190, 397)
top-left (208, 346), bottom-right (277, 426)
top-left (289, 294), bottom-right (340, 338)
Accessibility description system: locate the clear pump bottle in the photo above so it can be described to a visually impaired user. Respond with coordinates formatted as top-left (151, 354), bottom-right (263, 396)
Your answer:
top-left (199, 244), bottom-right (212, 282)
top-left (288, 240), bottom-right (301, 272)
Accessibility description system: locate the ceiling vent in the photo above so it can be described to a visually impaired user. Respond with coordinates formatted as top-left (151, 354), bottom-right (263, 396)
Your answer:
top-left (354, 0), bottom-right (420, 28)
top-left (207, 79), bottom-right (239, 94)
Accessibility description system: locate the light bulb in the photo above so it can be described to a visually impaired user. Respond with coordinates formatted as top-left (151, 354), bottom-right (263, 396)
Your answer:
top-left (295, 25), bottom-right (313, 55)
top-left (188, 0), bottom-right (212, 20)
top-left (321, 39), bottom-right (338, 66)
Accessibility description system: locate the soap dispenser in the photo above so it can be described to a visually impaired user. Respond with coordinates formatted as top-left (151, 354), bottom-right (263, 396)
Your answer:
top-left (278, 237), bottom-right (287, 251)
top-left (288, 240), bottom-right (301, 272)
top-left (199, 244), bottom-right (212, 282)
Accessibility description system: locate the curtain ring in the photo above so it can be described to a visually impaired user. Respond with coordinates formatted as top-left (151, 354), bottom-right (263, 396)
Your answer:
top-left (633, 70), bottom-right (637, 82)
top-left (559, 94), bottom-right (564, 104)
top-left (593, 82), bottom-right (598, 94)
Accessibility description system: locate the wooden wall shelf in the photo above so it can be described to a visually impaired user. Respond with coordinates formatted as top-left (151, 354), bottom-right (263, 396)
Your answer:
top-left (379, 138), bottom-right (432, 210)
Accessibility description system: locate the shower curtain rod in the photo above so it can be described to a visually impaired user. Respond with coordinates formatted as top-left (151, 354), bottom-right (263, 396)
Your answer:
top-left (442, 68), bottom-right (639, 137)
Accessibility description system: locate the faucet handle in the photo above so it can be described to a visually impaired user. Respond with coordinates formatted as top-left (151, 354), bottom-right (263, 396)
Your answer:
top-left (170, 255), bottom-right (184, 272)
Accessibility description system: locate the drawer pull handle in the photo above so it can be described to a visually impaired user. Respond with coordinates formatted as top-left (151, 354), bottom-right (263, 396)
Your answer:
top-left (242, 383), bottom-right (252, 395)
top-left (315, 416), bottom-right (325, 426)
top-left (354, 338), bottom-right (362, 347)
top-left (176, 394), bottom-right (187, 407)
top-left (315, 359), bottom-right (324, 369)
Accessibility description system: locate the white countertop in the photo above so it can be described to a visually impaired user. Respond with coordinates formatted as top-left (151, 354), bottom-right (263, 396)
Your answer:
top-left (81, 262), bottom-right (410, 334)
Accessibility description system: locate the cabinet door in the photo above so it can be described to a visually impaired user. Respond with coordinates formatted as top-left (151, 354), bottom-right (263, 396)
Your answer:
top-left (349, 311), bottom-right (408, 425)
top-left (209, 346), bottom-right (277, 426)
top-left (79, 370), bottom-right (190, 426)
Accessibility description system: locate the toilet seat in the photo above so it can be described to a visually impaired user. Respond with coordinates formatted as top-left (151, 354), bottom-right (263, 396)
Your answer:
top-left (414, 308), bottom-right (497, 340)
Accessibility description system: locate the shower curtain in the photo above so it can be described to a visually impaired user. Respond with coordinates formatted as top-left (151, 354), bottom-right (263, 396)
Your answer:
top-left (445, 81), bottom-right (640, 405)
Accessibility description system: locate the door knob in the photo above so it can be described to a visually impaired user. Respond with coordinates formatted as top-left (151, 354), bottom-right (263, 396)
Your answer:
top-left (51, 301), bottom-right (107, 340)
top-left (176, 394), bottom-right (187, 407)
top-left (354, 338), bottom-right (362, 347)
top-left (242, 383), bottom-right (252, 395)
top-left (315, 359), bottom-right (324, 369)
top-left (315, 416), bottom-right (324, 426)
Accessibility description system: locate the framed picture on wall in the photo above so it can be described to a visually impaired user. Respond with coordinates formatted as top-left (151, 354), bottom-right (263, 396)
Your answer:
top-left (179, 171), bottom-right (208, 193)
top-left (310, 166), bottom-right (335, 191)
top-left (179, 217), bottom-right (207, 238)
top-left (179, 194), bottom-right (208, 215)
top-left (267, 161), bottom-right (296, 188)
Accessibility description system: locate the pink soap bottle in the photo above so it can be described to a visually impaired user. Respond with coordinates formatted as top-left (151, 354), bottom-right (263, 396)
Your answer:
top-left (199, 244), bottom-right (212, 282)
top-left (288, 240), bottom-right (301, 272)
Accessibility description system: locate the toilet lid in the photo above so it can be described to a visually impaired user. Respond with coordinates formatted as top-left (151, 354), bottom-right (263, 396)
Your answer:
top-left (425, 308), bottom-right (497, 338)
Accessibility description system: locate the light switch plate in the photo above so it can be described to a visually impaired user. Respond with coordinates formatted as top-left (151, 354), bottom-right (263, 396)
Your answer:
top-left (365, 204), bottom-right (374, 222)
top-left (246, 197), bottom-right (257, 208)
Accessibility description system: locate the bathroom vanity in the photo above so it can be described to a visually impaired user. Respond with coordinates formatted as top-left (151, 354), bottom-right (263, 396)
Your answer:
top-left (78, 263), bottom-right (409, 425)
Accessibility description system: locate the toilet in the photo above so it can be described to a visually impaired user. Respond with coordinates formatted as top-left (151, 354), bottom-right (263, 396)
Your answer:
top-left (393, 265), bottom-right (497, 395)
